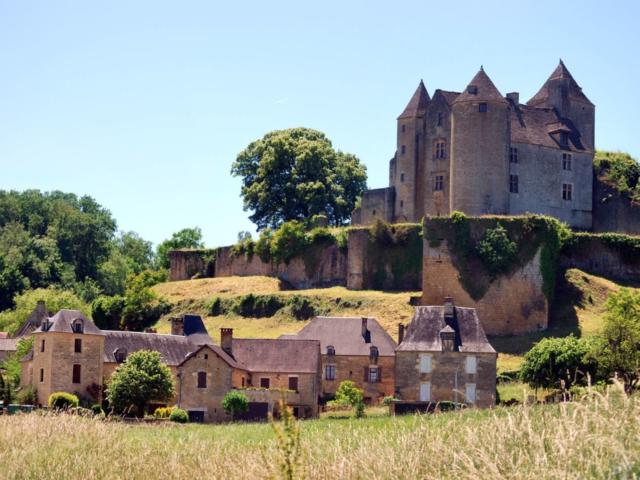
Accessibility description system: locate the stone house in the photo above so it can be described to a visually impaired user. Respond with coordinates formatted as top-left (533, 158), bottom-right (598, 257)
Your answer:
top-left (395, 298), bottom-right (497, 409)
top-left (281, 316), bottom-right (396, 404)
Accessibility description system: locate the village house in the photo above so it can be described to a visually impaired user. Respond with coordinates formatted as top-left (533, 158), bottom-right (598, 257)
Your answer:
top-left (395, 298), bottom-right (497, 409)
top-left (281, 316), bottom-right (396, 403)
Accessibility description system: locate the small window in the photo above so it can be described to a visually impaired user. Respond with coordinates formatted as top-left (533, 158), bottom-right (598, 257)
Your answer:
top-left (241, 377), bottom-right (245, 387)
top-left (40, 339), bottom-right (45, 353)
top-left (368, 366), bottom-right (379, 383)
top-left (466, 356), bottom-right (477, 374)
top-left (39, 368), bottom-right (44, 383)
top-left (72, 364), bottom-right (81, 384)
top-left (559, 132), bottom-right (569, 146)
top-left (465, 383), bottom-right (477, 403)
top-left (434, 140), bottom-right (446, 159)
top-left (372, 209), bottom-right (376, 216)
top-left (197, 371), bottom-right (207, 388)
top-left (74, 339), bottom-right (82, 353)
top-left (71, 319), bottom-right (84, 334)
top-left (325, 364), bottom-right (336, 381)
top-left (400, 200), bottom-right (404, 208)
top-left (401, 124), bottom-right (406, 133)
top-left (204, 353), bottom-right (208, 360)
top-left (562, 153), bottom-right (572, 171)
top-left (467, 85), bottom-right (478, 95)
top-left (326, 345), bottom-right (335, 356)
top-left (260, 377), bottom-right (270, 389)
top-left (434, 175), bottom-right (444, 192)
top-left (288, 376), bottom-right (299, 392)
top-left (510, 174), bottom-right (519, 194)
top-left (562, 183), bottom-right (573, 201)
top-left (401, 145), bottom-right (406, 155)
top-left (479, 103), bottom-right (487, 113)
top-left (510, 147), bottom-right (518, 163)
top-left (114, 348), bottom-right (127, 363)
top-left (437, 112), bottom-right (443, 127)
top-left (419, 354), bottom-right (432, 373)
top-left (400, 172), bottom-right (405, 183)
top-left (420, 381), bottom-right (431, 402)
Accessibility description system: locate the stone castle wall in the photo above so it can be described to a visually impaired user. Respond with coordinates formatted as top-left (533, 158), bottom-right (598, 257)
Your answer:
top-left (592, 177), bottom-right (640, 235)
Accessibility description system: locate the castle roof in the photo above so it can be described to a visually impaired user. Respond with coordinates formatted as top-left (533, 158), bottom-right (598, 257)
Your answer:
top-left (398, 80), bottom-right (430, 119)
top-left (231, 338), bottom-right (320, 374)
top-left (527, 60), bottom-right (593, 107)
top-left (510, 104), bottom-right (587, 152)
top-left (397, 305), bottom-right (495, 354)
top-left (34, 310), bottom-right (104, 336)
top-left (286, 316), bottom-right (397, 356)
top-left (436, 90), bottom-right (461, 105)
top-left (14, 301), bottom-right (50, 338)
top-left (454, 67), bottom-right (507, 105)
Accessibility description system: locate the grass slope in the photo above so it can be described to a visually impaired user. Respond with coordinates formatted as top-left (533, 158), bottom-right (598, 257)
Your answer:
top-left (1, 390), bottom-right (638, 479)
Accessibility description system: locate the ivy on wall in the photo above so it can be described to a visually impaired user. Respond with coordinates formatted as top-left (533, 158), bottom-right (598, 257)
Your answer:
top-left (562, 231), bottom-right (640, 265)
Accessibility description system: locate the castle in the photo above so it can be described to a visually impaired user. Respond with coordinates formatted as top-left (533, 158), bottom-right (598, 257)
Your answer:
top-left (352, 61), bottom-right (595, 230)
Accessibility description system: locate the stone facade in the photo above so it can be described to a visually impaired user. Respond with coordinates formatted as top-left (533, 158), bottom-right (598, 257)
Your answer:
top-left (320, 354), bottom-right (395, 403)
top-left (353, 61), bottom-right (600, 231)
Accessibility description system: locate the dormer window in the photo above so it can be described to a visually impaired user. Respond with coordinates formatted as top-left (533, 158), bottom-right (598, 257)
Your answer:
top-left (71, 319), bottom-right (84, 334)
top-left (326, 345), bottom-right (335, 356)
top-left (114, 348), bottom-right (128, 363)
top-left (369, 346), bottom-right (379, 361)
top-left (559, 132), bottom-right (569, 146)
top-left (41, 320), bottom-right (51, 332)
top-left (467, 85), bottom-right (478, 95)
top-left (479, 103), bottom-right (487, 113)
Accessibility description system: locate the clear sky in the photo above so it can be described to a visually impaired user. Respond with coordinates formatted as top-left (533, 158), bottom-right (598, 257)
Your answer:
top-left (1, 1), bottom-right (638, 248)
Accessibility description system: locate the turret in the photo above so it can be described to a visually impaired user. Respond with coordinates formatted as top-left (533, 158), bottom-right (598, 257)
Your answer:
top-left (393, 80), bottom-right (430, 222)
top-left (450, 67), bottom-right (510, 215)
top-left (527, 60), bottom-right (594, 150)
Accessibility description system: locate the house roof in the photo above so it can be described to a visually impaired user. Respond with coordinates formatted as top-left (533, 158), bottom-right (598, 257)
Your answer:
top-left (454, 67), bottom-right (507, 105)
top-left (287, 316), bottom-right (397, 356)
top-left (398, 80), bottom-right (430, 119)
top-left (231, 338), bottom-right (320, 374)
top-left (103, 331), bottom-right (196, 365)
top-left (34, 310), bottom-right (103, 336)
top-left (527, 60), bottom-right (593, 107)
top-left (0, 338), bottom-right (18, 357)
top-left (397, 306), bottom-right (495, 354)
top-left (510, 104), bottom-right (587, 152)
top-left (178, 343), bottom-right (242, 369)
top-left (14, 301), bottom-right (50, 338)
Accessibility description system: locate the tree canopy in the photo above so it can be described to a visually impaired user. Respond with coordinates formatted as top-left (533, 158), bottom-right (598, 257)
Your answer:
top-left (156, 227), bottom-right (204, 269)
top-left (231, 128), bottom-right (367, 229)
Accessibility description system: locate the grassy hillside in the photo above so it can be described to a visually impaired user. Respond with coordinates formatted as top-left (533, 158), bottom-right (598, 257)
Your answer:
top-left (1, 389), bottom-right (637, 479)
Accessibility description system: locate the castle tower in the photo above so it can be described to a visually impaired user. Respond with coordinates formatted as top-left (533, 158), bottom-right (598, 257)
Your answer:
top-left (527, 60), bottom-right (595, 150)
top-left (393, 80), bottom-right (430, 222)
top-left (450, 68), bottom-right (510, 215)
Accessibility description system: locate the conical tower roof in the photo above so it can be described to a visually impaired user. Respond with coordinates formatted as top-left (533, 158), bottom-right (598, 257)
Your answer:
top-left (527, 60), bottom-right (593, 106)
top-left (398, 80), bottom-right (430, 119)
top-left (454, 67), bottom-right (507, 104)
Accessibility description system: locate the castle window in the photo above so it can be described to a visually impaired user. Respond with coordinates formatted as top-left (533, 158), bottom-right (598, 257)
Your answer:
top-left (562, 153), bottom-right (572, 171)
top-left (74, 339), bottom-right (82, 353)
top-left (562, 183), bottom-right (573, 201)
top-left (40, 339), bottom-right (45, 353)
top-left (400, 172), bottom-right (405, 182)
top-left (510, 175), bottom-right (519, 193)
top-left (197, 371), bottom-right (207, 388)
top-left (466, 356), bottom-right (477, 374)
top-left (479, 102), bottom-right (487, 112)
top-left (325, 364), bottom-right (336, 381)
top-left (437, 112), bottom-right (443, 127)
top-left (366, 366), bottom-right (380, 383)
top-left (72, 364), bottom-right (81, 384)
top-left (71, 319), bottom-right (84, 334)
top-left (326, 345), bottom-right (335, 356)
top-left (400, 200), bottom-right (404, 208)
top-left (260, 377), bottom-right (270, 389)
top-left (401, 145), bottom-right (406, 155)
top-left (434, 175), bottom-right (444, 191)
top-left (372, 209), bottom-right (376, 216)
top-left (467, 85), bottom-right (478, 95)
top-left (401, 124), bottom-right (406, 133)
top-left (39, 369), bottom-right (44, 383)
top-left (510, 147), bottom-right (518, 163)
top-left (114, 348), bottom-right (127, 363)
top-left (288, 376), bottom-right (299, 392)
top-left (434, 140), bottom-right (446, 159)
top-left (559, 132), bottom-right (569, 146)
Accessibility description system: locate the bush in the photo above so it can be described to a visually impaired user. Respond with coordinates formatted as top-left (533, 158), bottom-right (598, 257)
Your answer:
top-left (17, 386), bottom-right (37, 405)
top-left (91, 295), bottom-right (125, 330)
top-left (233, 294), bottom-right (284, 318)
top-left (476, 224), bottom-right (518, 277)
top-left (91, 404), bottom-right (104, 416)
top-left (382, 396), bottom-right (397, 407)
top-left (48, 392), bottom-right (80, 410)
top-left (333, 381), bottom-right (365, 418)
top-left (222, 391), bottom-right (249, 418)
top-left (286, 295), bottom-right (316, 320)
top-left (154, 406), bottom-right (175, 419)
top-left (269, 221), bottom-right (310, 264)
top-left (169, 408), bottom-right (188, 423)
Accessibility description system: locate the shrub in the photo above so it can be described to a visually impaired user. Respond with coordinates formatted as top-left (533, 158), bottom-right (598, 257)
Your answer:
top-left (91, 295), bottom-right (125, 330)
top-left (382, 396), bottom-right (397, 407)
top-left (233, 294), bottom-right (284, 318)
top-left (169, 408), bottom-right (188, 423)
top-left (286, 295), bottom-right (316, 320)
top-left (334, 381), bottom-right (365, 418)
top-left (154, 406), bottom-right (175, 419)
top-left (48, 392), bottom-right (80, 410)
top-left (222, 391), bottom-right (249, 418)
top-left (476, 223), bottom-right (518, 277)
top-left (269, 221), bottom-right (309, 264)
top-left (17, 386), bottom-right (37, 405)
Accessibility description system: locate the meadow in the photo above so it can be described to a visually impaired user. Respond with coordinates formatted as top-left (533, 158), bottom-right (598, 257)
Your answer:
top-left (0, 387), bottom-right (638, 479)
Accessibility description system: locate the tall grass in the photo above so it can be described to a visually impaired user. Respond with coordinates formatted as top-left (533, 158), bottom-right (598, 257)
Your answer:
top-left (1, 387), bottom-right (637, 479)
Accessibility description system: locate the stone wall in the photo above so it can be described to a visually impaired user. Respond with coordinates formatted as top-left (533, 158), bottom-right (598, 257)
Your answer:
top-left (169, 249), bottom-right (215, 281)
top-left (592, 177), bottom-right (640, 235)
top-left (245, 371), bottom-right (318, 418)
top-left (320, 354), bottom-right (395, 403)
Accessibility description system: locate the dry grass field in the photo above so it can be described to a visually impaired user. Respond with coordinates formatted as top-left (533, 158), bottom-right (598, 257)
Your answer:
top-left (1, 388), bottom-right (637, 479)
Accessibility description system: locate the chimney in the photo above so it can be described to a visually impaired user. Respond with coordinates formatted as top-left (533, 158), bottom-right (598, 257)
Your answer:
top-left (36, 300), bottom-right (46, 315)
top-left (220, 328), bottom-right (233, 356)
top-left (361, 317), bottom-right (370, 343)
top-left (506, 92), bottom-right (519, 105)
top-left (398, 323), bottom-right (405, 344)
top-left (170, 316), bottom-right (184, 336)
top-left (444, 297), bottom-right (455, 319)
top-left (440, 326), bottom-right (456, 352)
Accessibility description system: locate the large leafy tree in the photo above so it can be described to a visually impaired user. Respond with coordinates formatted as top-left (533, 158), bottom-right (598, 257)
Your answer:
top-left (156, 227), bottom-right (204, 269)
top-left (231, 128), bottom-right (367, 230)
top-left (106, 350), bottom-right (175, 416)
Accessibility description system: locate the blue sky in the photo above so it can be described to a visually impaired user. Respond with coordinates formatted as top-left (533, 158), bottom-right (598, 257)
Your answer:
top-left (1, 1), bottom-right (638, 248)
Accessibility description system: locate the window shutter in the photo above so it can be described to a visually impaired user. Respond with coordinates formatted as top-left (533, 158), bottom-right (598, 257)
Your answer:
top-left (364, 366), bottom-right (369, 382)
top-left (377, 366), bottom-right (382, 383)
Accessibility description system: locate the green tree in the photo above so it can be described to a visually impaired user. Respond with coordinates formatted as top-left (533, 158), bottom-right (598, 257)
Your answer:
top-left (332, 380), bottom-right (365, 418)
top-left (0, 370), bottom-right (13, 406)
top-left (91, 295), bottom-right (126, 330)
top-left (594, 288), bottom-right (640, 392)
top-left (0, 337), bottom-right (34, 387)
top-left (115, 231), bottom-right (155, 274)
top-left (222, 390), bottom-right (249, 418)
top-left (519, 336), bottom-right (598, 390)
top-left (106, 350), bottom-right (175, 416)
top-left (156, 227), bottom-right (204, 269)
top-left (120, 285), bottom-right (170, 331)
top-left (476, 223), bottom-right (518, 277)
top-left (231, 128), bottom-right (367, 229)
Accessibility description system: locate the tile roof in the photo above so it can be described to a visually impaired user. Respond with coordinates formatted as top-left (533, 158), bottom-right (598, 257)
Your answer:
top-left (398, 80), bottom-right (430, 119)
top-left (397, 306), bottom-right (495, 354)
top-left (103, 331), bottom-right (195, 365)
top-left (231, 338), bottom-right (320, 374)
top-left (34, 310), bottom-right (103, 336)
top-left (434, 89), bottom-right (460, 105)
top-left (0, 338), bottom-right (18, 361)
top-left (510, 104), bottom-right (586, 152)
top-left (454, 67), bottom-right (507, 105)
top-left (527, 60), bottom-right (593, 107)
top-left (288, 316), bottom-right (397, 356)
